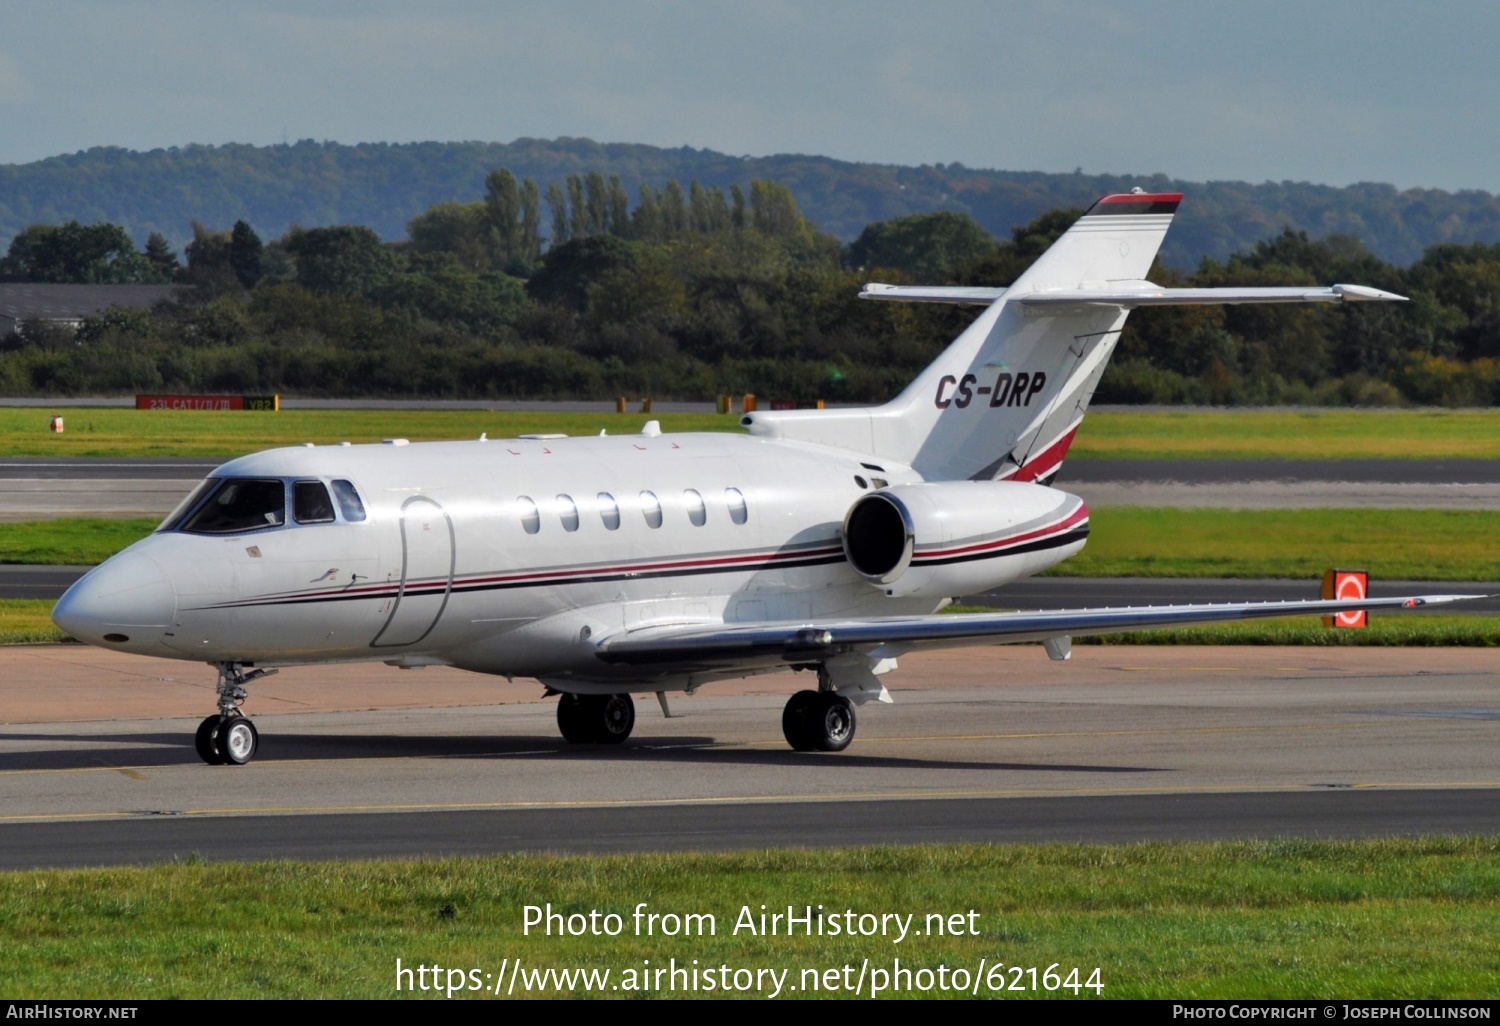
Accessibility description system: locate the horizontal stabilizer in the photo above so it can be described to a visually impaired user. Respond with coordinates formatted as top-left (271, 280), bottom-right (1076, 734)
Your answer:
top-left (596, 593), bottom-right (1484, 666)
top-left (1013, 282), bottom-right (1408, 306)
top-left (859, 284), bottom-right (1005, 305)
top-left (859, 281), bottom-right (1408, 307)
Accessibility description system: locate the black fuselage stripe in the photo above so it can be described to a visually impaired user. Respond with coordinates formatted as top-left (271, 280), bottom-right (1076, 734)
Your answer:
top-left (912, 526), bottom-right (1089, 567)
top-left (197, 554), bottom-right (850, 610)
top-left (193, 528), bottom-right (1088, 612)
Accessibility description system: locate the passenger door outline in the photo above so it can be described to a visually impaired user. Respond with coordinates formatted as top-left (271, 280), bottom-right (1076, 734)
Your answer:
top-left (371, 495), bottom-right (455, 648)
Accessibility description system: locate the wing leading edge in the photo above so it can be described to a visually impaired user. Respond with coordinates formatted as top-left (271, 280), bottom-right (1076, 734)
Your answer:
top-left (595, 594), bottom-right (1485, 667)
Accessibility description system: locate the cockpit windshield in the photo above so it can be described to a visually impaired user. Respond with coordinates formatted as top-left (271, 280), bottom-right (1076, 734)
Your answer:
top-left (180, 479), bottom-right (286, 534)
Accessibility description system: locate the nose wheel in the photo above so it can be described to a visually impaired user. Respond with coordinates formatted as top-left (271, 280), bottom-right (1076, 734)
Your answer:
top-left (194, 713), bottom-right (259, 765)
top-left (194, 663), bottom-right (275, 765)
top-left (557, 692), bottom-right (636, 744)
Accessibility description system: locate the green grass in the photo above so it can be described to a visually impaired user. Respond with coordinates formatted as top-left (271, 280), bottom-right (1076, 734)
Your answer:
top-left (0, 517), bottom-right (157, 564)
top-left (1057, 507), bottom-right (1500, 580)
top-left (0, 599), bottom-right (65, 644)
top-left (3, 839), bottom-right (1498, 998)
top-left (1073, 408), bottom-right (1500, 460)
top-left (0, 408), bottom-right (739, 457)
top-left (6, 405), bottom-right (1500, 460)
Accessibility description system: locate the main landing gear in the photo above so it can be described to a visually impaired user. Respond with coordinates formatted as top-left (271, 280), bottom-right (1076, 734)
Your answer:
top-left (194, 663), bottom-right (276, 765)
top-left (557, 692), bottom-right (636, 744)
top-left (782, 667), bottom-right (856, 752)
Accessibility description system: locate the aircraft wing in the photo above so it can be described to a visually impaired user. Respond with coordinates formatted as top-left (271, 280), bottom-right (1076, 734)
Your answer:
top-left (858, 282), bottom-right (1407, 307)
top-left (595, 593), bottom-right (1483, 667)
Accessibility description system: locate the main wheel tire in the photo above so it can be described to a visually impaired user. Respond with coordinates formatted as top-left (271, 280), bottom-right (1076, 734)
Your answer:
top-left (219, 716), bottom-right (259, 765)
top-left (556, 694), bottom-right (592, 743)
top-left (194, 714), bottom-right (226, 765)
top-left (557, 693), bottom-right (636, 744)
top-left (811, 692), bottom-right (856, 752)
top-left (782, 689), bottom-right (821, 751)
top-left (596, 693), bottom-right (635, 744)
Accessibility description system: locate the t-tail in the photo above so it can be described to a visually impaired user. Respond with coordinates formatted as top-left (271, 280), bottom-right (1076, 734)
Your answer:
top-left (743, 191), bottom-right (1405, 482)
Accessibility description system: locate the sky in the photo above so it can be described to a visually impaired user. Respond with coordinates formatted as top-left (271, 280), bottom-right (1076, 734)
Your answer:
top-left (0, 0), bottom-right (1495, 192)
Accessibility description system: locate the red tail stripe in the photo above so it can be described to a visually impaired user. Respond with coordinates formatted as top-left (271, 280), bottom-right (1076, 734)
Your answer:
top-left (1009, 425), bottom-right (1081, 483)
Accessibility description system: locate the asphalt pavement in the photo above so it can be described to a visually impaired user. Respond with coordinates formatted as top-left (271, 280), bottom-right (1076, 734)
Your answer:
top-left (4, 789), bottom-right (1495, 870)
top-left (3, 645), bottom-right (1499, 868)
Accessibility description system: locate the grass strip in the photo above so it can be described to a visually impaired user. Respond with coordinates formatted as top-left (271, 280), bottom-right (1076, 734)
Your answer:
top-left (0, 409), bottom-right (738, 457)
top-left (1073, 408), bottom-right (1500, 460)
top-left (0, 599), bottom-right (66, 644)
top-left (2, 839), bottom-right (1498, 998)
top-left (0, 517), bottom-right (157, 565)
top-left (1054, 507), bottom-right (1500, 580)
top-left (6, 406), bottom-right (1500, 460)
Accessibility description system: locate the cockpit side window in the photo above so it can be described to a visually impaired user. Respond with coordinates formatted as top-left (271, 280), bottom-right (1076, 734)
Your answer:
top-left (158, 478), bottom-right (218, 532)
top-left (331, 479), bottom-right (366, 522)
top-left (293, 481), bottom-right (336, 524)
top-left (180, 479), bottom-right (286, 534)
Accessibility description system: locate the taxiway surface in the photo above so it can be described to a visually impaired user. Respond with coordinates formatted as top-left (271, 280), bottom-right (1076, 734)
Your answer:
top-left (6, 455), bottom-right (1499, 521)
top-left (2, 645), bottom-right (1496, 868)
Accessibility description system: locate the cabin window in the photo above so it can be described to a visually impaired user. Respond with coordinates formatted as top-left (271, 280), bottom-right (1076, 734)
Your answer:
top-left (853, 475), bottom-right (869, 490)
top-left (598, 492), bottom-right (621, 530)
top-left (331, 479), bottom-right (366, 522)
top-left (180, 479), bottom-right (286, 534)
top-left (685, 489), bottom-right (707, 527)
top-left (557, 494), bottom-right (580, 532)
top-left (725, 487), bottom-right (748, 525)
top-left (640, 490), bottom-right (663, 529)
top-left (293, 481), bottom-right (336, 524)
top-left (517, 496), bottom-right (541, 534)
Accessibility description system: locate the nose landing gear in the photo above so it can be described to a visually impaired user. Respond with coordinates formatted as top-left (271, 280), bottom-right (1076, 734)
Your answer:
top-left (194, 663), bottom-right (276, 765)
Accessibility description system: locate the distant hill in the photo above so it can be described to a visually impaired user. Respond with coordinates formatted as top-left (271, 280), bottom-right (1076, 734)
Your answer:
top-left (4, 138), bottom-right (1500, 268)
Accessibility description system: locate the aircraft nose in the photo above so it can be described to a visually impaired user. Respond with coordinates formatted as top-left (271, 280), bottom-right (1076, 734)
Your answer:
top-left (52, 551), bottom-right (177, 647)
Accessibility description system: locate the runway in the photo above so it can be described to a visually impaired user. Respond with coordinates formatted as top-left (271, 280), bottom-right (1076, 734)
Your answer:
top-left (2, 644), bottom-right (1497, 869)
top-left (6, 790), bottom-right (1496, 870)
top-left (6, 456), bottom-right (1500, 521)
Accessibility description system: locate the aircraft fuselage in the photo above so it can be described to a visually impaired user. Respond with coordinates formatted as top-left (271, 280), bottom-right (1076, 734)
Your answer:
top-left (56, 431), bottom-right (1083, 692)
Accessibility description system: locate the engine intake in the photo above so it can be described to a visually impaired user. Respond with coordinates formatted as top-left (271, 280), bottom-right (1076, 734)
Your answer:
top-left (842, 493), bottom-right (914, 583)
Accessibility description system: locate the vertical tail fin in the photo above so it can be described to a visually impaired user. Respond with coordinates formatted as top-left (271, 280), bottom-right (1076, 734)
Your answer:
top-left (743, 193), bottom-right (1182, 481)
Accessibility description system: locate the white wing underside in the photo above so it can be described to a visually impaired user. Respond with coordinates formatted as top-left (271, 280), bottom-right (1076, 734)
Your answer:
top-left (858, 282), bottom-right (1408, 307)
top-left (596, 594), bottom-right (1482, 667)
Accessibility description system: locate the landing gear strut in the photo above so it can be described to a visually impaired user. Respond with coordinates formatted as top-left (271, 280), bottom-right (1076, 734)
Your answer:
top-left (194, 663), bottom-right (275, 765)
top-left (782, 666), bottom-right (856, 752)
top-left (557, 692), bottom-right (636, 744)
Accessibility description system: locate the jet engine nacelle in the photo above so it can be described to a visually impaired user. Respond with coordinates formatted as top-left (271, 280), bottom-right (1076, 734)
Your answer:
top-left (841, 481), bottom-right (1089, 597)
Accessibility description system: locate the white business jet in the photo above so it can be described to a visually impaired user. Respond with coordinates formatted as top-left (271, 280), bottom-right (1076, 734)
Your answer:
top-left (52, 191), bottom-right (1472, 765)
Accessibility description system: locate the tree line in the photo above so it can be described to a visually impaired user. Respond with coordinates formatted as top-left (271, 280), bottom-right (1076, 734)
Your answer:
top-left (2, 171), bottom-right (1499, 407)
top-left (6, 139), bottom-right (1500, 267)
